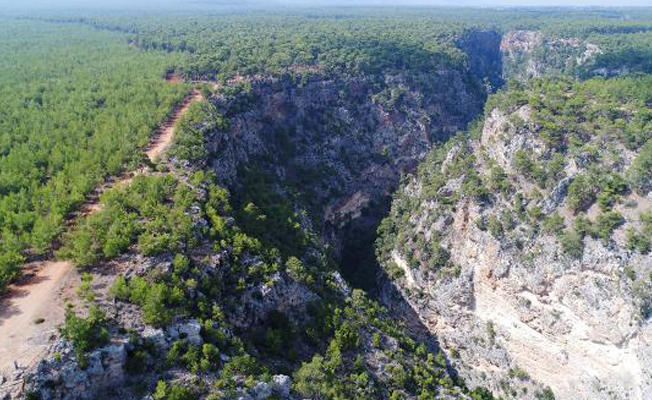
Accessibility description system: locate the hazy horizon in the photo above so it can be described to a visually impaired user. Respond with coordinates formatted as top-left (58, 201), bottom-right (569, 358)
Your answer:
top-left (1, 0), bottom-right (652, 10)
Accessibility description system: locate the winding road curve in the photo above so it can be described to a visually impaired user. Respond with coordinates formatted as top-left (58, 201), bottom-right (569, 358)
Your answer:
top-left (0, 86), bottom-right (204, 381)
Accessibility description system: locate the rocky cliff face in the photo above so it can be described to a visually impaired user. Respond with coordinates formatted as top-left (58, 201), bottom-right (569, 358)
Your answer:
top-left (457, 30), bottom-right (504, 92)
top-left (500, 30), bottom-right (604, 80)
top-left (377, 77), bottom-right (652, 400)
top-left (194, 58), bottom-right (496, 291)
top-left (204, 69), bottom-right (488, 228)
top-left (499, 28), bottom-right (652, 80)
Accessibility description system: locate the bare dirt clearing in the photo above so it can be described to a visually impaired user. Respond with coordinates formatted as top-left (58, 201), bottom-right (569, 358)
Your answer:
top-left (0, 261), bottom-right (77, 377)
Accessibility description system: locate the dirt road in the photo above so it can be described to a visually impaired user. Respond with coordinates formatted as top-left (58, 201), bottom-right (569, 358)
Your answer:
top-left (146, 90), bottom-right (202, 161)
top-left (0, 261), bottom-right (76, 376)
top-left (0, 86), bottom-right (205, 380)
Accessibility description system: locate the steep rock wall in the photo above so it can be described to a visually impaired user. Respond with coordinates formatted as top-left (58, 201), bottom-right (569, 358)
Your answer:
top-left (377, 87), bottom-right (652, 399)
top-left (199, 57), bottom-right (497, 266)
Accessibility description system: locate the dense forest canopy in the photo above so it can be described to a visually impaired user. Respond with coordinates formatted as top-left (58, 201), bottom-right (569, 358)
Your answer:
top-left (0, 19), bottom-right (187, 288)
top-left (22, 7), bottom-right (652, 79)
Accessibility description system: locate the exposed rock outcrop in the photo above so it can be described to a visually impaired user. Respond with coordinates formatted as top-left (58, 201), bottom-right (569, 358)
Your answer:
top-left (378, 83), bottom-right (652, 399)
top-left (26, 340), bottom-right (127, 400)
top-left (230, 272), bottom-right (322, 329)
top-left (500, 30), bottom-right (604, 80)
top-left (204, 69), bottom-right (490, 231)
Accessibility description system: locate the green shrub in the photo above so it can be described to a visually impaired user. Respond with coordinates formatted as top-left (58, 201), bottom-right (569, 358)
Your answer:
top-left (167, 339), bottom-right (221, 373)
top-left (126, 346), bottom-right (152, 374)
top-left (25, 393), bottom-right (42, 400)
top-left (630, 140), bottom-right (652, 193)
top-left (487, 215), bottom-right (503, 239)
top-left (528, 206), bottom-right (544, 224)
top-left (545, 153), bottom-right (566, 187)
top-left (0, 245), bottom-right (23, 292)
top-left (560, 230), bottom-right (585, 259)
top-left (153, 381), bottom-right (195, 400)
top-left (543, 212), bottom-right (565, 235)
top-left (624, 265), bottom-right (637, 281)
top-left (574, 215), bottom-right (595, 238)
top-left (60, 304), bottom-right (109, 364)
top-left (567, 174), bottom-right (597, 213)
top-left (294, 355), bottom-right (330, 398)
top-left (626, 228), bottom-right (651, 254)
top-left (112, 276), bottom-right (184, 326)
top-left (596, 211), bottom-right (625, 242)
top-left (507, 366), bottom-right (530, 381)
top-left (427, 238), bottom-right (450, 270)
top-left (535, 387), bottom-right (556, 400)
top-left (597, 173), bottom-right (628, 211)
top-left (470, 387), bottom-right (496, 400)
top-left (540, 128), bottom-right (564, 150)
top-left (462, 169), bottom-right (489, 202)
top-left (641, 210), bottom-right (652, 234)
top-left (77, 273), bottom-right (95, 302)
top-left (513, 151), bottom-right (535, 179)
top-left (513, 193), bottom-right (526, 220)
top-left (216, 355), bottom-right (264, 390)
top-left (286, 256), bottom-right (315, 285)
top-left (486, 165), bottom-right (512, 196)
top-left (501, 210), bottom-right (516, 231)
top-left (385, 261), bottom-right (405, 280)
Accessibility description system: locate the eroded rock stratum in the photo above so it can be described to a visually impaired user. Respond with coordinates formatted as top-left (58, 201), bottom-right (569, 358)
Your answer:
top-left (378, 77), bottom-right (652, 399)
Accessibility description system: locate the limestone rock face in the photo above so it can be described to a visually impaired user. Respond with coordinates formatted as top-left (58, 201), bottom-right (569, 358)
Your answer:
top-left (230, 272), bottom-right (321, 329)
top-left (26, 341), bottom-right (126, 400)
top-left (169, 320), bottom-right (203, 346)
top-left (379, 100), bottom-right (652, 400)
top-left (271, 374), bottom-right (292, 398)
top-left (223, 375), bottom-right (293, 400)
top-left (21, 316), bottom-right (216, 400)
top-left (500, 30), bottom-right (606, 80)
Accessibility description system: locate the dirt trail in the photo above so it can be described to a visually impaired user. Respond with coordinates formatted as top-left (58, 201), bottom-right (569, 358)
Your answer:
top-left (0, 86), bottom-right (205, 380)
top-left (146, 90), bottom-right (202, 161)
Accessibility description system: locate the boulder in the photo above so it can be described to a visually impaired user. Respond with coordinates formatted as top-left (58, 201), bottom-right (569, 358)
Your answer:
top-left (177, 320), bottom-right (202, 346)
top-left (271, 375), bottom-right (292, 398)
top-left (252, 381), bottom-right (272, 400)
